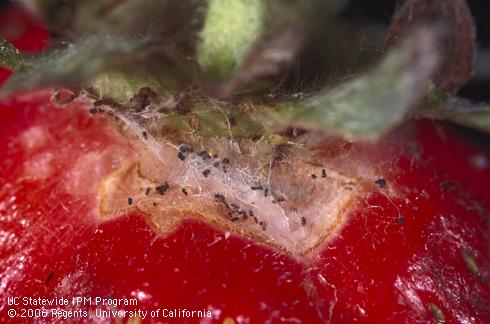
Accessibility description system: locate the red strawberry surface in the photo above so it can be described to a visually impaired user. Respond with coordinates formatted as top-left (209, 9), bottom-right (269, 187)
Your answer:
top-left (0, 91), bottom-right (489, 323)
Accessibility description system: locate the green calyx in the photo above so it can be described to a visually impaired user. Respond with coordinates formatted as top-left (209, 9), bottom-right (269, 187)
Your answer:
top-left (1, 35), bottom-right (152, 95)
top-left (197, 0), bottom-right (267, 81)
top-left (159, 101), bottom-right (264, 139)
top-left (0, 39), bottom-right (23, 70)
top-left (1, 0), bottom-right (488, 140)
top-left (268, 29), bottom-right (439, 139)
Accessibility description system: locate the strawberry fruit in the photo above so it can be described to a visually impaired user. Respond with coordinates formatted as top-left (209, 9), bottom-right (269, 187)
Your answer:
top-left (1, 1), bottom-right (490, 323)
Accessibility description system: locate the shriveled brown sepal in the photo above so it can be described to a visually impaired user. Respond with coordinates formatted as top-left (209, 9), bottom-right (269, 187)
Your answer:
top-left (387, 0), bottom-right (475, 95)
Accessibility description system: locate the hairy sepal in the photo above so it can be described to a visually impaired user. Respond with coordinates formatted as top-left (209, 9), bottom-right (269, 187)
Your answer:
top-left (387, 0), bottom-right (475, 96)
top-left (0, 35), bottom-right (156, 96)
top-left (0, 38), bottom-right (23, 70)
top-left (266, 29), bottom-right (439, 140)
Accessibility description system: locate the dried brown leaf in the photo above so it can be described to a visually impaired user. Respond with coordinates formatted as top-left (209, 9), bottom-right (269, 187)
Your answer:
top-left (386, 0), bottom-right (475, 95)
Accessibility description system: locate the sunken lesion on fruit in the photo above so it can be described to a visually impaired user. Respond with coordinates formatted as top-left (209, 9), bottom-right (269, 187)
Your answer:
top-left (97, 127), bottom-right (365, 255)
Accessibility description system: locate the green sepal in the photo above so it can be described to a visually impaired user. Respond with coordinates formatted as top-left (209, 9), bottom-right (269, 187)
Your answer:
top-left (0, 35), bottom-right (153, 95)
top-left (197, 0), bottom-right (267, 81)
top-left (415, 97), bottom-right (490, 133)
top-left (264, 29), bottom-right (439, 139)
top-left (0, 38), bottom-right (23, 70)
